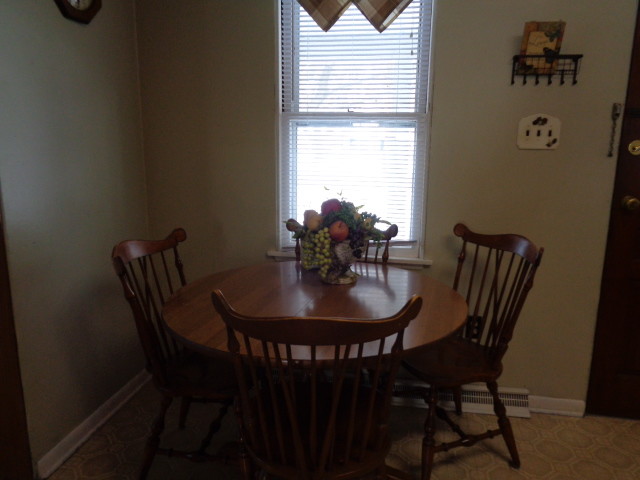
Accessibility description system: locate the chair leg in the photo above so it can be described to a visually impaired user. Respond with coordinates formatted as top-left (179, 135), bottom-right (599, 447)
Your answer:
top-left (234, 399), bottom-right (254, 480)
top-left (452, 386), bottom-right (463, 415)
top-left (421, 386), bottom-right (439, 480)
top-left (383, 464), bottom-right (413, 480)
top-left (487, 381), bottom-right (520, 469)
top-left (140, 395), bottom-right (172, 480)
top-left (197, 398), bottom-right (233, 455)
top-left (179, 396), bottom-right (192, 429)
top-left (239, 443), bottom-right (254, 480)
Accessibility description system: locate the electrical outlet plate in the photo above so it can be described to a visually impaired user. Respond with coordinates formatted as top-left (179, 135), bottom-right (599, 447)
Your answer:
top-left (517, 114), bottom-right (561, 150)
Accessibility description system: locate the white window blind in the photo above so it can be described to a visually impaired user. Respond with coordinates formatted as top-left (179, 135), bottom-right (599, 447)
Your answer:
top-left (279, 0), bottom-right (432, 258)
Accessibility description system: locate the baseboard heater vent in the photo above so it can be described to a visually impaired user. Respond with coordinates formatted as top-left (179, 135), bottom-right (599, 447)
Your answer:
top-left (392, 380), bottom-right (531, 418)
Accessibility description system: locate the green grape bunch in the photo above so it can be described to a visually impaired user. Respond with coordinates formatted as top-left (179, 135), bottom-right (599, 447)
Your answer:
top-left (301, 228), bottom-right (334, 278)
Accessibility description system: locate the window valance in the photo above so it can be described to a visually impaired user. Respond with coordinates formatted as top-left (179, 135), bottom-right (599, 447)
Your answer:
top-left (296, 0), bottom-right (413, 32)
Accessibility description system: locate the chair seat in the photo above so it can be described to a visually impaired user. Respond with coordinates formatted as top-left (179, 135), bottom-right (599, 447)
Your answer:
top-left (402, 337), bottom-right (503, 388)
top-left (163, 351), bottom-right (237, 398)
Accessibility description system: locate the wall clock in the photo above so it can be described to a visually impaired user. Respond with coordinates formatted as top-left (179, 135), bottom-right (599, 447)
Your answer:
top-left (53, 0), bottom-right (101, 24)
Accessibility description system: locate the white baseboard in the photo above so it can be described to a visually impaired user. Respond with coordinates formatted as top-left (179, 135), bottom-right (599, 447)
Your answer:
top-left (529, 395), bottom-right (586, 417)
top-left (36, 370), bottom-right (151, 479)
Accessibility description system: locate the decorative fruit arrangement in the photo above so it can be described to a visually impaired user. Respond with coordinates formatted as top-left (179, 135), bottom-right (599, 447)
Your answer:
top-left (285, 198), bottom-right (388, 281)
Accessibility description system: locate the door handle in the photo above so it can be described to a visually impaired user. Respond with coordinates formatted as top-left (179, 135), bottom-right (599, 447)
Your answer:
top-left (629, 140), bottom-right (640, 155)
top-left (621, 195), bottom-right (640, 211)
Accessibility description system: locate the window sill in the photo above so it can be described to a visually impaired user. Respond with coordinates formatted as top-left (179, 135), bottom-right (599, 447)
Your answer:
top-left (266, 250), bottom-right (433, 269)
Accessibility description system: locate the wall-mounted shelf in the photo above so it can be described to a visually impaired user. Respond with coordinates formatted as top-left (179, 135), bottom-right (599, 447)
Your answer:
top-left (511, 54), bottom-right (583, 85)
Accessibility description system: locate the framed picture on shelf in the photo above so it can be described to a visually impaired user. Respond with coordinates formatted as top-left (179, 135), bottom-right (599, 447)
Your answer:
top-left (519, 21), bottom-right (566, 74)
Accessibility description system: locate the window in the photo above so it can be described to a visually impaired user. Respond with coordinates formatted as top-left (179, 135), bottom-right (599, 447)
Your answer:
top-left (278, 0), bottom-right (432, 259)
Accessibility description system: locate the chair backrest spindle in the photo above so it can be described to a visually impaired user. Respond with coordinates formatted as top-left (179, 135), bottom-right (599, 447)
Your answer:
top-left (361, 224), bottom-right (398, 264)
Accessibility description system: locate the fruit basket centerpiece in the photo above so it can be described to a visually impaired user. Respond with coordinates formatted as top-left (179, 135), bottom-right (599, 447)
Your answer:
top-left (285, 198), bottom-right (392, 285)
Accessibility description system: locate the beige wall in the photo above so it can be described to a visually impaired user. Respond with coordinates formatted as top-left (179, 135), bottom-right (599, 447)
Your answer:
top-left (137, 0), bottom-right (278, 275)
top-left (138, 0), bottom-right (637, 403)
top-left (0, 0), bottom-right (146, 462)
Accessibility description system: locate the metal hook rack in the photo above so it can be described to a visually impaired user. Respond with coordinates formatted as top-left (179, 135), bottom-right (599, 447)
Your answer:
top-left (511, 54), bottom-right (583, 85)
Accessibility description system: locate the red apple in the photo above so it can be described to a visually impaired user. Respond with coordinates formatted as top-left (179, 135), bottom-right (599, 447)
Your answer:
top-left (329, 220), bottom-right (349, 242)
top-left (321, 198), bottom-right (342, 216)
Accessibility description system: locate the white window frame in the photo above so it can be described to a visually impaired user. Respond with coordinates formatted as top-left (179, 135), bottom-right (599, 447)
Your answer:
top-left (276, 0), bottom-right (433, 263)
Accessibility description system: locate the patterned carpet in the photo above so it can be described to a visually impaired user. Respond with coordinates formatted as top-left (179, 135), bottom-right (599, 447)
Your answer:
top-left (47, 380), bottom-right (640, 479)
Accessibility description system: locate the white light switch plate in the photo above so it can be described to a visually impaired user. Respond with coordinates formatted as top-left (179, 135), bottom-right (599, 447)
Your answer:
top-left (517, 114), bottom-right (561, 150)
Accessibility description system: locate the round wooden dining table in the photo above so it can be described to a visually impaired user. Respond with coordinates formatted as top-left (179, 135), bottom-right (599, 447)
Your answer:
top-left (162, 261), bottom-right (468, 359)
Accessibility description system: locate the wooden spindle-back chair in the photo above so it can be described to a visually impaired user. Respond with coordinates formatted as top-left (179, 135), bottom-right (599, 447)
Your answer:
top-left (294, 223), bottom-right (398, 264)
top-left (402, 223), bottom-right (543, 480)
top-left (212, 289), bottom-right (422, 480)
top-left (112, 229), bottom-right (236, 479)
